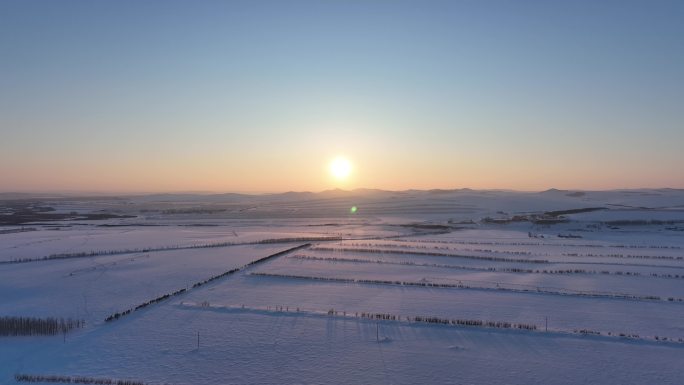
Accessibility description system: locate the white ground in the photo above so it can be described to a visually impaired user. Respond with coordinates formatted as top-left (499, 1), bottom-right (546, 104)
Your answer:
top-left (1, 189), bottom-right (683, 384)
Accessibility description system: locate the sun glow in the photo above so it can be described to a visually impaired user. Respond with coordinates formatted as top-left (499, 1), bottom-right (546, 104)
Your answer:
top-left (329, 157), bottom-right (352, 180)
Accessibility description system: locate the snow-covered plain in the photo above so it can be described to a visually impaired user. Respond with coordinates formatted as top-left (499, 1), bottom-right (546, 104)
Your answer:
top-left (1, 189), bottom-right (683, 384)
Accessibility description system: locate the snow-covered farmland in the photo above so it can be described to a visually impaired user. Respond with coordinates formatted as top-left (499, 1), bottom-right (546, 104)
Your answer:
top-left (1, 190), bottom-right (683, 384)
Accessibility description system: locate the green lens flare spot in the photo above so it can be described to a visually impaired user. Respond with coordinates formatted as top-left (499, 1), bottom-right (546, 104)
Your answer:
top-left (350, 206), bottom-right (357, 214)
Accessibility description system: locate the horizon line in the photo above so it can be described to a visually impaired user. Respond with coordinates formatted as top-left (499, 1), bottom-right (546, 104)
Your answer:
top-left (1, 186), bottom-right (683, 198)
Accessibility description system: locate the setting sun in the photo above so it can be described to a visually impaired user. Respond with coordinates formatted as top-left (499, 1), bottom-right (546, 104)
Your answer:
top-left (329, 157), bottom-right (352, 180)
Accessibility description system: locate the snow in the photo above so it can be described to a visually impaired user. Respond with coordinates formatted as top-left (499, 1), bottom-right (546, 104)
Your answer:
top-left (0, 244), bottom-right (288, 325)
top-left (3, 308), bottom-right (683, 385)
top-left (1, 190), bottom-right (683, 384)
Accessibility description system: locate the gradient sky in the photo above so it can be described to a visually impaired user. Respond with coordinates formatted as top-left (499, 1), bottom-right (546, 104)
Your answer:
top-left (1, 0), bottom-right (683, 193)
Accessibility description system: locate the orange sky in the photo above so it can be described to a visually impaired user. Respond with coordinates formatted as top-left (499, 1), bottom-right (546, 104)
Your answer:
top-left (2, 1), bottom-right (683, 193)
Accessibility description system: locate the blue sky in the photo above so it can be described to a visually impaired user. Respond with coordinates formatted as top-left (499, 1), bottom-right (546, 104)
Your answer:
top-left (1, 0), bottom-right (682, 192)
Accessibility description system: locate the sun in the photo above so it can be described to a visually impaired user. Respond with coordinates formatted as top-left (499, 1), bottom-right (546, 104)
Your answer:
top-left (329, 157), bottom-right (352, 180)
